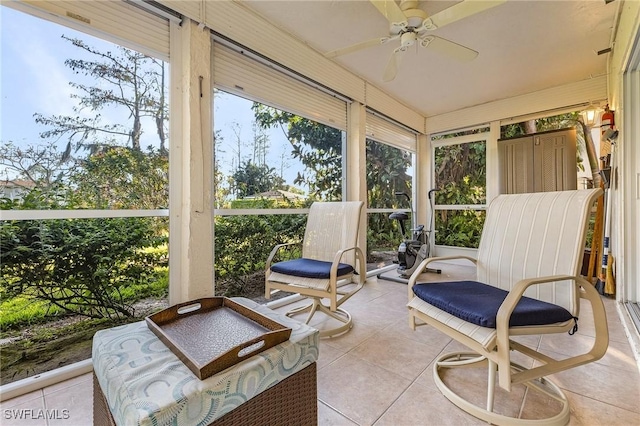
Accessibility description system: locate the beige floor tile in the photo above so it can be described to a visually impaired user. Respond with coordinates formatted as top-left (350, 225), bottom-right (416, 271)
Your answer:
top-left (374, 381), bottom-right (485, 426)
top-left (521, 385), bottom-right (640, 426)
top-left (517, 380), bottom-right (569, 423)
top-left (317, 341), bottom-right (348, 370)
top-left (540, 332), bottom-right (638, 373)
top-left (366, 292), bottom-right (412, 312)
top-left (42, 373), bottom-right (91, 395)
top-left (565, 390), bottom-right (640, 426)
top-left (385, 317), bottom-right (453, 348)
top-left (317, 353), bottom-right (411, 426)
top-left (43, 379), bottom-right (93, 426)
top-left (0, 389), bottom-right (44, 409)
top-left (4, 268), bottom-right (639, 426)
top-left (0, 394), bottom-right (47, 426)
top-left (340, 290), bottom-right (387, 310)
top-left (543, 350), bottom-right (640, 413)
top-left (321, 320), bottom-right (379, 352)
top-left (347, 301), bottom-right (407, 330)
top-left (318, 401), bottom-right (358, 426)
top-left (415, 360), bottom-right (437, 390)
top-left (436, 361), bottom-right (527, 419)
top-left (348, 328), bottom-right (441, 381)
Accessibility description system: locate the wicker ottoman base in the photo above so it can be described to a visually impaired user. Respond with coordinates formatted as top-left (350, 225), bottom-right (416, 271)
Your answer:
top-left (93, 362), bottom-right (318, 426)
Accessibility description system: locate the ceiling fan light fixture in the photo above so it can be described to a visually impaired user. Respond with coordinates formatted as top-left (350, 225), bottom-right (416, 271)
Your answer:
top-left (400, 31), bottom-right (418, 48)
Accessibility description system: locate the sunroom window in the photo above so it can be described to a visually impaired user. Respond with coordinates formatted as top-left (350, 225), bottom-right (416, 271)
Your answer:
top-left (0, 6), bottom-right (170, 384)
top-left (364, 111), bottom-right (417, 274)
top-left (431, 128), bottom-right (488, 249)
top-left (212, 90), bottom-right (345, 300)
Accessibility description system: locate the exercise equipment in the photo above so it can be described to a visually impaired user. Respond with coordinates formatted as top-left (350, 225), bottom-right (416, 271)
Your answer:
top-left (381, 189), bottom-right (440, 284)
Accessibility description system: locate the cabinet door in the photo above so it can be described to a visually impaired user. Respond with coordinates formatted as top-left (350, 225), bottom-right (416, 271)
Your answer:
top-left (499, 136), bottom-right (535, 194)
top-left (533, 129), bottom-right (577, 192)
top-left (499, 128), bottom-right (577, 194)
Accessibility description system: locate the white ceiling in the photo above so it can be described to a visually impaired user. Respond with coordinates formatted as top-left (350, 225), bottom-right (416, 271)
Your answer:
top-left (242, 0), bottom-right (618, 118)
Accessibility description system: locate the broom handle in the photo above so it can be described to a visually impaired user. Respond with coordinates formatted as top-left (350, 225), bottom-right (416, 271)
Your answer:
top-left (600, 143), bottom-right (615, 282)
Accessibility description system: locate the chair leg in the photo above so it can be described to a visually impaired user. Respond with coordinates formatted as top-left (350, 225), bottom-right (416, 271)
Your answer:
top-left (433, 352), bottom-right (570, 426)
top-left (487, 359), bottom-right (496, 413)
top-left (286, 299), bottom-right (319, 324)
top-left (285, 298), bottom-right (353, 338)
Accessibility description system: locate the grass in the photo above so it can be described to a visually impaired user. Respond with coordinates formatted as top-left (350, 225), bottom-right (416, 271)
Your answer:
top-left (0, 270), bottom-right (170, 385)
top-left (0, 296), bottom-right (65, 334)
top-left (0, 268), bottom-right (169, 335)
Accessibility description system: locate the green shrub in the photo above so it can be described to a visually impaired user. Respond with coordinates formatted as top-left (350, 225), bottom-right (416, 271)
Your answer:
top-left (214, 207), bottom-right (306, 296)
top-left (1, 215), bottom-right (166, 321)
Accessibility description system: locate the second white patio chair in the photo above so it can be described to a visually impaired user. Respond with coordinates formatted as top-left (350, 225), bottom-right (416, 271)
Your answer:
top-left (407, 188), bottom-right (608, 425)
top-left (265, 201), bottom-right (366, 338)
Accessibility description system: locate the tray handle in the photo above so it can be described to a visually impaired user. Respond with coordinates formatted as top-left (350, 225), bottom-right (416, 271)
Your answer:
top-left (177, 302), bottom-right (204, 315)
top-left (231, 329), bottom-right (291, 361)
top-left (150, 298), bottom-right (224, 325)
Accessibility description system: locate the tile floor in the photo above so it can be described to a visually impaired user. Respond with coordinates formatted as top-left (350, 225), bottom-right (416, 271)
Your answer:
top-left (2, 261), bottom-right (639, 425)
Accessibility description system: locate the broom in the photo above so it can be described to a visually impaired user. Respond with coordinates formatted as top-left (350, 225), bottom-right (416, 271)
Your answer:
top-left (605, 254), bottom-right (616, 296)
top-left (595, 131), bottom-right (617, 294)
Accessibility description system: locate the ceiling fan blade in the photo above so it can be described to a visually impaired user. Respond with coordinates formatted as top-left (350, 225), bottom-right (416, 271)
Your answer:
top-left (383, 48), bottom-right (404, 82)
top-left (419, 35), bottom-right (478, 62)
top-left (422, 0), bottom-right (506, 30)
top-left (369, 0), bottom-right (407, 30)
top-left (325, 35), bottom-right (399, 58)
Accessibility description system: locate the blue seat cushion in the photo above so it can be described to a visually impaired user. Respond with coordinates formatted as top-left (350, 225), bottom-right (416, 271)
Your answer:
top-left (271, 258), bottom-right (354, 279)
top-left (412, 280), bottom-right (574, 328)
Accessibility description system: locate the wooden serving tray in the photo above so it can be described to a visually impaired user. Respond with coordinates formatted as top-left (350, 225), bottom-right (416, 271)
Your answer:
top-left (145, 297), bottom-right (292, 380)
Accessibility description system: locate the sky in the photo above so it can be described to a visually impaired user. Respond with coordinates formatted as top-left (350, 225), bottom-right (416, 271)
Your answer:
top-left (0, 5), bottom-right (304, 189)
top-left (1, 7), bottom-right (92, 148)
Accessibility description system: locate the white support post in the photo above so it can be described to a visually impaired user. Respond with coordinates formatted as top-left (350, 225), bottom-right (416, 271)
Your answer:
top-left (416, 133), bottom-right (430, 234)
top-left (486, 120), bottom-right (501, 204)
top-left (168, 19), bottom-right (214, 305)
top-left (346, 102), bottom-right (367, 261)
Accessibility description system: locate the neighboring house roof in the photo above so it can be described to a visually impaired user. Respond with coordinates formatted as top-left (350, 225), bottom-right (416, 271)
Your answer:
top-left (0, 179), bottom-right (36, 189)
top-left (245, 189), bottom-right (305, 200)
top-left (0, 179), bottom-right (36, 200)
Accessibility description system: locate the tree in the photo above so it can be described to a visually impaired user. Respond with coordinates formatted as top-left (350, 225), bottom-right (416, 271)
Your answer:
top-left (0, 214), bottom-right (162, 320)
top-left (34, 36), bottom-right (168, 154)
top-left (366, 140), bottom-right (412, 208)
top-left (365, 139), bottom-right (413, 254)
top-left (252, 104), bottom-right (343, 200)
top-left (0, 140), bottom-right (75, 189)
top-left (0, 36), bottom-right (171, 322)
top-left (232, 160), bottom-right (284, 198)
top-left (251, 121), bottom-right (269, 166)
top-left (71, 146), bottom-right (168, 209)
top-left (433, 129), bottom-right (487, 248)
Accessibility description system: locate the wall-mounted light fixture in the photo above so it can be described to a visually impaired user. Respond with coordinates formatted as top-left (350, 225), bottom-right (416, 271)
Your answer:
top-left (582, 102), bottom-right (602, 127)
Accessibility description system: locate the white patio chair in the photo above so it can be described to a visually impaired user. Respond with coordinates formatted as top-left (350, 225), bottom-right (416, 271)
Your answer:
top-left (407, 188), bottom-right (608, 425)
top-left (265, 201), bottom-right (366, 338)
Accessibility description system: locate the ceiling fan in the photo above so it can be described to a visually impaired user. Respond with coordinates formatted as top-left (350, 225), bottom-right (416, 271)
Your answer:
top-left (325, 0), bottom-right (506, 82)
